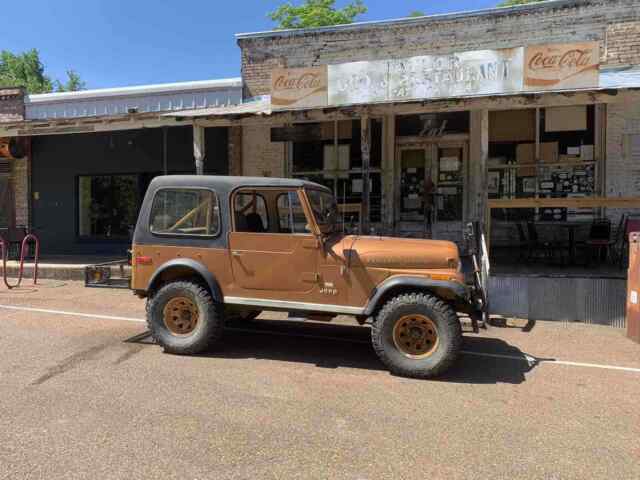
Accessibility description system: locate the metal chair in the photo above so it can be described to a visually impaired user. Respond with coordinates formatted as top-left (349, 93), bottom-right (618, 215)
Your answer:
top-left (586, 219), bottom-right (614, 265)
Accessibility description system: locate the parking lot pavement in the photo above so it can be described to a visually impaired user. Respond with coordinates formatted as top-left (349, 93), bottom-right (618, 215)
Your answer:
top-left (1, 281), bottom-right (639, 480)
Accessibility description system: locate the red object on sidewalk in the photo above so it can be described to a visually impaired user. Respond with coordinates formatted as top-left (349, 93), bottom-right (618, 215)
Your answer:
top-left (627, 232), bottom-right (640, 343)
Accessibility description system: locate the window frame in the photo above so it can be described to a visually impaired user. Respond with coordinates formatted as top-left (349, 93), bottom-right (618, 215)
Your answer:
top-left (76, 173), bottom-right (142, 242)
top-left (148, 187), bottom-right (221, 239)
top-left (275, 190), bottom-right (314, 235)
top-left (231, 189), bottom-right (270, 233)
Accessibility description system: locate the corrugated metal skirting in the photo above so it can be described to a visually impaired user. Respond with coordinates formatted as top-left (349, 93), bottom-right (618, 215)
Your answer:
top-left (489, 276), bottom-right (627, 328)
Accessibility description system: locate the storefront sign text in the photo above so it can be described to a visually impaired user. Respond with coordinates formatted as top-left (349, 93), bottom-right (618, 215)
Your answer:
top-left (524, 42), bottom-right (599, 90)
top-left (271, 66), bottom-right (328, 110)
top-left (328, 48), bottom-right (525, 106)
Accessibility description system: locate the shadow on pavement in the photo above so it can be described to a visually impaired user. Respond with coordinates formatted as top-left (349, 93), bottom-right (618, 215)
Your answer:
top-left (124, 320), bottom-right (540, 384)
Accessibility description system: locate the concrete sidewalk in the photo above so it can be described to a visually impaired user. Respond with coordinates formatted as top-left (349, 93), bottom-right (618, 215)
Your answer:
top-left (3, 255), bottom-right (127, 281)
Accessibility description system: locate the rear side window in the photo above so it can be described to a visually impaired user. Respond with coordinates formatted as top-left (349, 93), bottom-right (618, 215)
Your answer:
top-left (234, 191), bottom-right (269, 233)
top-left (149, 188), bottom-right (219, 236)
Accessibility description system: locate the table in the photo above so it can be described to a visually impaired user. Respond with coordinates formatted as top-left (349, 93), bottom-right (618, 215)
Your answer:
top-left (535, 221), bottom-right (590, 265)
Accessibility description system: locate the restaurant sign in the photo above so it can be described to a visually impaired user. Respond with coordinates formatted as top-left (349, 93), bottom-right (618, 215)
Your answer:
top-left (271, 66), bottom-right (328, 110)
top-left (328, 48), bottom-right (525, 106)
top-left (270, 43), bottom-right (600, 109)
top-left (524, 42), bottom-right (600, 90)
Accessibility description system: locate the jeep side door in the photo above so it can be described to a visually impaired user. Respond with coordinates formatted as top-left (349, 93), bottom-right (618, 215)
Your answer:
top-left (228, 188), bottom-right (319, 293)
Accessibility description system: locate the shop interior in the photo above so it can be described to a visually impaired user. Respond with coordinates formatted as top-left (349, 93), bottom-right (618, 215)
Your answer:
top-left (488, 105), bottom-right (636, 277)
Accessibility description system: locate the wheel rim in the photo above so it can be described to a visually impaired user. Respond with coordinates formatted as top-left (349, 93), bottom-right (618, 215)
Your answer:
top-left (392, 314), bottom-right (439, 359)
top-left (163, 297), bottom-right (199, 335)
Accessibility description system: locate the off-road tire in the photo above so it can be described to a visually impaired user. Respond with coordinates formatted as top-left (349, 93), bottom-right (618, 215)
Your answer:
top-left (146, 281), bottom-right (224, 355)
top-left (372, 292), bottom-right (462, 379)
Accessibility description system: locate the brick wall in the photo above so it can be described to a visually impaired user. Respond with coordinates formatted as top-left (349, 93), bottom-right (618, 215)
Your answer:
top-left (0, 87), bottom-right (25, 123)
top-left (241, 124), bottom-right (285, 177)
top-left (0, 87), bottom-right (28, 227)
top-left (10, 156), bottom-right (29, 227)
top-left (228, 126), bottom-right (243, 175)
top-left (606, 21), bottom-right (640, 66)
top-left (239, 0), bottom-right (640, 98)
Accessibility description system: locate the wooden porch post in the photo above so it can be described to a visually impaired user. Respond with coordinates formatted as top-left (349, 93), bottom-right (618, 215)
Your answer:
top-left (193, 123), bottom-right (206, 175)
top-left (361, 114), bottom-right (371, 234)
top-left (469, 109), bottom-right (489, 223)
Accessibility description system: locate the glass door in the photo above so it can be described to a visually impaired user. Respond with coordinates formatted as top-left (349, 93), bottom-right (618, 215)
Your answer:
top-left (397, 147), bottom-right (435, 237)
top-left (432, 143), bottom-right (467, 242)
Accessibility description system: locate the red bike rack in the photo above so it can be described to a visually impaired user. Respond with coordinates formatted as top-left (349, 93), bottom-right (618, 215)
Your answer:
top-left (1, 233), bottom-right (40, 289)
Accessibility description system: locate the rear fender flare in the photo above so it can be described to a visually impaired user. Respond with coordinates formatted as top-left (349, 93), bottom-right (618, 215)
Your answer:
top-left (363, 276), bottom-right (468, 317)
top-left (147, 258), bottom-right (223, 302)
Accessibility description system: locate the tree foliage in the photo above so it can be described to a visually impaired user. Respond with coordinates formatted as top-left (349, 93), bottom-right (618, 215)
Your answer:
top-left (269, 0), bottom-right (367, 29)
top-left (498, 0), bottom-right (546, 6)
top-left (408, 10), bottom-right (425, 17)
top-left (0, 49), bottom-right (85, 94)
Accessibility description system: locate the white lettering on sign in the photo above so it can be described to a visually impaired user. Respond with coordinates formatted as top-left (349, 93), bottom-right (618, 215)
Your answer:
top-left (328, 48), bottom-right (525, 106)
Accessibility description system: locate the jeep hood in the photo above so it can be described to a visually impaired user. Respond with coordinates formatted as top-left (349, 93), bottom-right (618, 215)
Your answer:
top-left (331, 236), bottom-right (460, 270)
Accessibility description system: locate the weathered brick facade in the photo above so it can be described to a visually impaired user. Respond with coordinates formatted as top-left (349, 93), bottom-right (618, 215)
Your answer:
top-left (0, 87), bottom-right (25, 123)
top-left (0, 87), bottom-right (28, 227)
top-left (237, 0), bottom-right (640, 229)
top-left (241, 124), bottom-right (285, 178)
top-left (228, 126), bottom-right (243, 176)
top-left (239, 0), bottom-right (640, 98)
top-left (606, 20), bottom-right (640, 66)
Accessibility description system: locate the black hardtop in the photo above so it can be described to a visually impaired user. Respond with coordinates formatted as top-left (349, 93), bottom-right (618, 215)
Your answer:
top-left (148, 175), bottom-right (331, 196)
top-left (133, 175), bottom-right (330, 249)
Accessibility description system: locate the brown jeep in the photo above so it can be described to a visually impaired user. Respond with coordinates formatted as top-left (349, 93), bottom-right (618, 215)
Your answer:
top-left (128, 175), bottom-right (485, 378)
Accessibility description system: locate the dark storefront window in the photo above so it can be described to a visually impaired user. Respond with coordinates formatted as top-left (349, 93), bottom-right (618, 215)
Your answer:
top-left (290, 119), bottom-right (383, 223)
top-left (78, 175), bottom-right (140, 239)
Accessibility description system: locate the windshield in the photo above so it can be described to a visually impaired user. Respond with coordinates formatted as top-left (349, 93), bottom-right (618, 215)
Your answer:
top-left (306, 189), bottom-right (338, 233)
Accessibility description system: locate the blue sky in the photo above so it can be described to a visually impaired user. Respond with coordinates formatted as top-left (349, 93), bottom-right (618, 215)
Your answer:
top-left (3, 0), bottom-right (498, 89)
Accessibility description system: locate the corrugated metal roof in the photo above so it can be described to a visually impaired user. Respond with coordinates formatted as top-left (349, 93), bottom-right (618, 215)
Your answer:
top-left (236, 0), bottom-right (577, 40)
top-left (163, 96), bottom-right (272, 118)
top-left (600, 67), bottom-right (640, 89)
top-left (27, 78), bottom-right (242, 103)
top-left (25, 78), bottom-right (243, 120)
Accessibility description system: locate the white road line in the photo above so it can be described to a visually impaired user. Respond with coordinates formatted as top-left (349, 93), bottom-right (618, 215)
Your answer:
top-left (0, 305), bottom-right (146, 323)
top-left (2, 303), bottom-right (640, 374)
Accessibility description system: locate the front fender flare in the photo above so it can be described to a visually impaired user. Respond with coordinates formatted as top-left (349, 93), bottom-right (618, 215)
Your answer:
top-left (363, 276), bottom-right (469, 317)
top-left (147, 258), bottom-right (223, 302)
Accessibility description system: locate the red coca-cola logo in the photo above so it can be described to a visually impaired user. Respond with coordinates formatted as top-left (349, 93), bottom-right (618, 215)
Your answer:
top-left (274, 72), bottom-right (323, 91)
top-left (528, 48), bottom-right (593, 71)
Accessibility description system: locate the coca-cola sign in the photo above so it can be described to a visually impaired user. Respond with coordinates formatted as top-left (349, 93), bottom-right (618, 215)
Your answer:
top-left (524, 42), bottom-right (599, 90)
top-left (271, 66), bottom-right (328, 110)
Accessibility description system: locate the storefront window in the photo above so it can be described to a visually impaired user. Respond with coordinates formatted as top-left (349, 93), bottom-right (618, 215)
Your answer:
top-left (290, 119), bottom-right (383, 223)
top-left (488, 106), bottom-right (597, 223)
top-left (78, 175), bottom-right (139, 239)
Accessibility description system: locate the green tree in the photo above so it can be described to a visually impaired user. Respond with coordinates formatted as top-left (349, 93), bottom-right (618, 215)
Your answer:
top-left (408, 10), bottom-right (425, 17)
top-left (0, 49), bottom-right (85, 94)
top-left (54, 70), bottom-right (86, 92)
top-left (269, 0), bottom-right (367, 29)
top-left (498, 0), bottom-right (546, 6)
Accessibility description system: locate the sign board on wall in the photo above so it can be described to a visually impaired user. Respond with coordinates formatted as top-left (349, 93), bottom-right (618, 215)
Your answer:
top-left (269, 42), bottom-right (600, 109)
top-left (271, 66), bottom-right (328, 110)
top-left (524, 42), bottom-right (599, 91)
top-left (328, 48), bottom-right (525, 106)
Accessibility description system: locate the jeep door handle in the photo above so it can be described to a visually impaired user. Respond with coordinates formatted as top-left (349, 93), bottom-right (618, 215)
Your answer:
top-left (231, 251), bottom-right (243, 257)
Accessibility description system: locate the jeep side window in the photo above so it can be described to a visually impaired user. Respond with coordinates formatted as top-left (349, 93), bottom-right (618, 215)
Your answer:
top-left (234, 191), bottom-right (269, 233)
top-left (149, 188), bottom-right (219, 236)
top-left (277, 192), bottom-right (311, 234)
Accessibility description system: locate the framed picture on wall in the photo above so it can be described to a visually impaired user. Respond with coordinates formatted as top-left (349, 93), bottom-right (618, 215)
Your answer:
top-left (522, 177), bottom-right (536, 193)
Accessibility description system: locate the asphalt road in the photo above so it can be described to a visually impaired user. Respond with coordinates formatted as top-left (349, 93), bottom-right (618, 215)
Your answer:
top-left (1, 281), bottom-right (639, 480)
